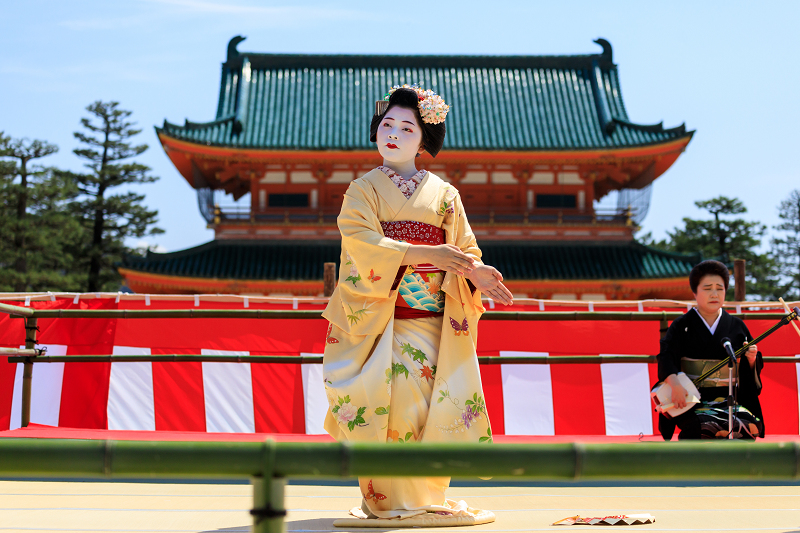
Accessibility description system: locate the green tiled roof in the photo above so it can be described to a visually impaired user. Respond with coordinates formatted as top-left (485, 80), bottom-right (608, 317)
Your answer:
top-left (121, 240), bottom-right (700, 281)
top-left (157, 37), bottom-right (692, 151)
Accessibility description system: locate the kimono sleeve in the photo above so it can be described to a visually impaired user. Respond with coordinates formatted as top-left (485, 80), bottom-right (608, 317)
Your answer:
top-left (446, 191), bottom-right (483, 266)
top-left (739, 322), bottom-right (763, 394)
top-left (440, 188), bottom-right (485, 315)
top-left (337, 179), bottom-right (411, 299)
top-left (657, 319), bottom-right (684, 381)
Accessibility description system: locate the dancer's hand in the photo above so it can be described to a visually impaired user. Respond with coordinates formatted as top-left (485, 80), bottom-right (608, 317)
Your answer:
top-left (666, 374), bottom-right (687, 409)
top-left (468, 265), bottom-right (514, 306)
top-left (404, 244), bottom-right (475, 276)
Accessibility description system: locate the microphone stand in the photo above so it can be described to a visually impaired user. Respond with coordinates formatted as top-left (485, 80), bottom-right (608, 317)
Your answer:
top-left (721, 338), bottom-right (737, 440)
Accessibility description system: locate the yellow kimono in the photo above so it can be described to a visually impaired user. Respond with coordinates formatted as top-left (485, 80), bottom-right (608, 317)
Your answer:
top-left (322, 168), bottom-right (492, 519)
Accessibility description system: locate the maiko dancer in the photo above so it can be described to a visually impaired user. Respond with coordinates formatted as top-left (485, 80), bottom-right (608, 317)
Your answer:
top-left (321, 86), bottom-right (512, 525)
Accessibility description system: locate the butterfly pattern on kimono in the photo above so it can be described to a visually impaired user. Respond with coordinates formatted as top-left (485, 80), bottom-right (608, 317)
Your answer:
top-left (449, 317), bottom-right (469, 336)
top-left (364, 479), bottom-right (387, 503)
top-left (368, 269), bottom-right (381, 283)
top-left (326, 323), bottom-right (339, 344)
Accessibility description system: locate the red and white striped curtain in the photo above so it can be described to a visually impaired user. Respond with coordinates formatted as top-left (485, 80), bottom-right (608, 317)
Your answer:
top-left (2, 298), bottom-right (799, 436)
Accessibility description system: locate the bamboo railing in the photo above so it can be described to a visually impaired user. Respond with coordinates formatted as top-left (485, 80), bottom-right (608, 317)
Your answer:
top-left (2, 299), bottom-right (798, 430)
top-left (6, 352), bottom-right (800, 365)
top-left (0, 438), bottom-right (798, 532)
top-left (0, 300), bottom-right (790, 321)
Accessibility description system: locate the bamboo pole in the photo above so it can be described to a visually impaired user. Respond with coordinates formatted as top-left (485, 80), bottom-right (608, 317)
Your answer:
top-left (659, 318), bottom-right (669, 340)
top-left (252, 439), bottom-right (285, 533)
top-left (21, 317), bottom-right (37, 428)
top-left (0, 307), bottom-right (789, 321)
top-left (9, 354), bottom-right (800, 365)
top-left (0, 347), bottom-right (41, 356)
top-left (7, 354), bottom-right (656, 364)
top-left (0, 301), bottom-right (34, 317)
top-left (0, 439), bottom-right (796, 533)
top-left (0, 439), bottom-right (797, 481)
top-left (323, 262), bottom-right (336, 297)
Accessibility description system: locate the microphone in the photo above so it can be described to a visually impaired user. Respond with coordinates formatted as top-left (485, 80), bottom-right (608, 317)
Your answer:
top-left (721, 337), bottom-right (736, 367)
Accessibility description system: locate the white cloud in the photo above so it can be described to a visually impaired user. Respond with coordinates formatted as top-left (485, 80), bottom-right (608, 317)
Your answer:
top-left (58, 16), bottom-right (149, 31)
top-left (134, 240), bottom-right (168, 254)
top-left (137, 0), bottom-right (367, 20)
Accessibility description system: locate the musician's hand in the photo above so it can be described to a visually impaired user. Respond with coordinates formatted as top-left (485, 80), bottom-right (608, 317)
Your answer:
top-left (467, 265), bottom-right (514, 306)
top-left (744, 341), bottom-right (757, 366)
top-left (665, 374), bottom-right (688, 409)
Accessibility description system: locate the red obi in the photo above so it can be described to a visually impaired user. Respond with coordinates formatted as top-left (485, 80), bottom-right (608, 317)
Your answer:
top-left (381, 220), bottom-right (446, 319)
top-left (381, 220), bottom-right (444, 246)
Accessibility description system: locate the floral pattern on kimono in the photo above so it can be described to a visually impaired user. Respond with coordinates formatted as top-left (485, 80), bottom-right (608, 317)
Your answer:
top-left (321, 168), bottom-right (492, 518)
top-left (377, 165), bottom-right (426, 199)
top-left (322, 168), bottom-right (489, 443)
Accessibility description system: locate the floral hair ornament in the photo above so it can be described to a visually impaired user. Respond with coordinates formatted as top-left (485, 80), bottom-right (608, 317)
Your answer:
top-left (383, 84), bottom-right (450, 125)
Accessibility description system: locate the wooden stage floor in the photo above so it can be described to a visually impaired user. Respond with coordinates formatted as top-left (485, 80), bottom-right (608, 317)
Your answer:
top-left (0, 480), bottom-right (798, 533)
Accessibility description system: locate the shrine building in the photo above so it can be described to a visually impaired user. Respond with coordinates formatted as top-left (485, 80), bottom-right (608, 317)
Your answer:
top-left (120, 36), bottom-right (698, 300)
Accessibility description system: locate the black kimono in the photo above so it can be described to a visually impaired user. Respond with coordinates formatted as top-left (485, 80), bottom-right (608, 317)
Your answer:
top-left (657, 309), bottom-right (765, 440)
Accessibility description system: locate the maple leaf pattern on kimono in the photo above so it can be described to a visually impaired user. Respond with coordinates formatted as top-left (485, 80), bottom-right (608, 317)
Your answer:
top-left (387, 429), bottom-right (415, 443)
top-left (399, 342), bottom-right (437, 384)
top-left (424, 273), bottom-right (445, 301)
top-left (420, 365), bottom-right (435, 382)
top-left (344, 251), bottom-right (361, 286)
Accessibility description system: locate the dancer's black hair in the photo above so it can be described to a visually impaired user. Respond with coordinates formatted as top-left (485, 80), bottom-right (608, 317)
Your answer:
top-left (369, 87), bottom-right (446, 158)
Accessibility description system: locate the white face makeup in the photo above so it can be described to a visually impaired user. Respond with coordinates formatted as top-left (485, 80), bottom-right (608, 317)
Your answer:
top-left (376, 106), bottom-right (424, 165)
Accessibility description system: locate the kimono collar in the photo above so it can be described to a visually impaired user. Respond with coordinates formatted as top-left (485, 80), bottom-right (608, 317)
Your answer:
top-left (694, 307), bottom-right (723, 335)
top-left (393, 171), bottom-right (445, 222)
top-left (689, 307), bottom-right (731, 342)
top-left (363, 167), bottom-right (437, 221)
top-left (377, 166), bottom-right (426, 199)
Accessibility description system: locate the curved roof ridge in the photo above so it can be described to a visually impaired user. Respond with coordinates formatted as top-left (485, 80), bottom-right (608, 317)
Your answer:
top-left (160, 115), bottom-right (236, 132)
top-left (156, 37), bottom-right (694, 152)
top-left (631, 240), bottom-right (703, 263)
top-left (612, 117), bottom-right (692, 136)
top-left (223, 35), bottom-right (617, 71)
top-left (121, 240), bottom-right (699, 281)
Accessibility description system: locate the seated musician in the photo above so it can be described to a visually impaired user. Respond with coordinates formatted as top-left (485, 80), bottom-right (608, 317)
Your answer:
top-left (657, 260), bottom-right (765, 440)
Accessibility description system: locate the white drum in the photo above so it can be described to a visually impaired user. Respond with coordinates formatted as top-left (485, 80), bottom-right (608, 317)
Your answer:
top-left (650, 372), bottom-right (701, 418)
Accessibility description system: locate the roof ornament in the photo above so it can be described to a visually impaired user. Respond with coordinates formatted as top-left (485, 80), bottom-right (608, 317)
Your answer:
top-left (227, 35), bottom-right (246, 61)
top-left (593, 38), bottom-right (613, 64)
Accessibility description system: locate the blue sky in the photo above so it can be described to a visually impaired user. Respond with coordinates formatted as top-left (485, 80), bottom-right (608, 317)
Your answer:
top-left (2, 1), bottom-right (798, 253)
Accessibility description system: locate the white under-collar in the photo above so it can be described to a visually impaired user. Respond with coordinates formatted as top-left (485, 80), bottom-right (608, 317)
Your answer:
top-left (694, 307), bottom-right (722, 335)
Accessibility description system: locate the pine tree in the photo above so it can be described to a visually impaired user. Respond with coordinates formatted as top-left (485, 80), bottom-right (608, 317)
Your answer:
top-left (65, 101), bottom-right (163, 292)
top-left (770, 190), bottom-right (800, 300)
top-left (639, 196), bottom-right (778, 299)
top-left (0, 134), bottom-right (82, 292)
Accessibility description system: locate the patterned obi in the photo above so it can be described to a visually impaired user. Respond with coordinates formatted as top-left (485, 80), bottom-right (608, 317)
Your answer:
top-left (381, 221), bottom-right (446, 317)
top-left (681, 358), bottom-right (738, 388)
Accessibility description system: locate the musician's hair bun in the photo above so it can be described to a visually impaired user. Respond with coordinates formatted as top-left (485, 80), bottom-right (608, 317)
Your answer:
top-left (689, 260), bottom-right (730, 293)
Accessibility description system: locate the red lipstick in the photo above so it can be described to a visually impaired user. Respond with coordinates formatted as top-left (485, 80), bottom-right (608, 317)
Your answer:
top-left (386, 143), bottom-right (398, 149)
